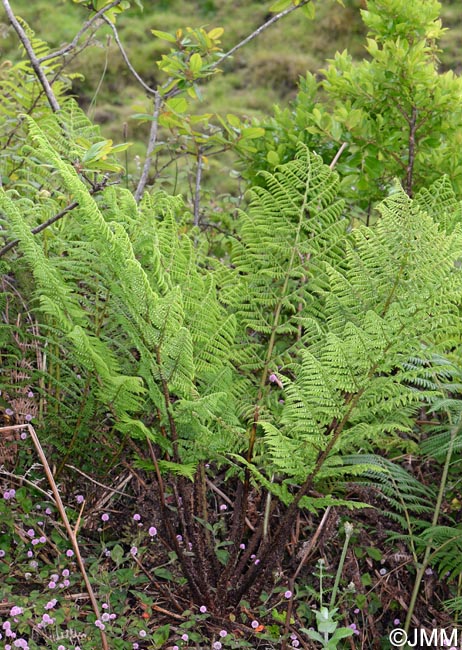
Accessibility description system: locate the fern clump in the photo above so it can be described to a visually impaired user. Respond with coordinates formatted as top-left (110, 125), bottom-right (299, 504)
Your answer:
top-left (2, 117), bottom-right (462, 610)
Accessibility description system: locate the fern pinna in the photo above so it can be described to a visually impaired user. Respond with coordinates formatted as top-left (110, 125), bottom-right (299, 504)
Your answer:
top-left (1, 119), bottom-right (462, 610)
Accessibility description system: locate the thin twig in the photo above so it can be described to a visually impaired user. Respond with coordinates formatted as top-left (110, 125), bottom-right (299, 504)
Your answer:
top-left (65, 464), bottom-right (135, 498)
top-left (38, 0), bottom-right (122, 63)
top-left (329, 142), bottom-right (348, 169)
top-left (0, 468), bottom-right (55, 502)
top-left (193, 148), bottom-right (203, 227)
top-left (0, 179), bottom-right (111, 258)
top-left (135, 92), bottom-right (162, 202)
top-left (101, 15), bottom-right (157, 96)
top-left (205, 477), bottom-right (255, 531)
top-left (1, 0), bottom-right (60, 112)
top-left (1, 425), bottom-right (109, 650)
top-left (214, 0), bottom-right (313, 69)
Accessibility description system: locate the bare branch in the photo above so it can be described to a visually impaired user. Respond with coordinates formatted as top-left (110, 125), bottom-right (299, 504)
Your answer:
top-left (102, 15), bottom-right (158, 96)
top-left (193, 149), bottom-right (203, 227)
top-left (38, 0), bottom-right (122, 63)
top-left (134, 92), bottom-right (162, 202)
top-left (215, 0), bottom-right (313, 69)
top-left (0, 179), bottom-right (111, 258)
top-left (329, 142), bottom-right (348, 169)
top-left (1, 0), bottom-right (60, 112)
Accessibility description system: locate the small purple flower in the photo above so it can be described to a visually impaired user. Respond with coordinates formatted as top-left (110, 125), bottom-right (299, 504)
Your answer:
top-left (76, 495), bottom-right (84, 504)
top-left (268, 373), bottom-right (283, 388)
top-left (5, 408), bottom-right (13, 416)
top-left (20, 432), bottom-right (27, 440)
top-left (101, 513), bottom-right (109, 522)
top-left (62, 569), bottom-right (69, 577)
top-left (349, 623), bottom-right (360, 635)
top-left (393, 618), bottom-right (400, 626)
top-left (41, 613), bottom-right (54, 625)
top-left (219, 504), bottom-right (227, 511)
top-left (284, 590), bottom-right (292, 599)
top-left (181, 633), bottom-right (188, 641)
top-left (133, 513), bottom-right (141, 521)
top-left (291, 641), bottom-right (300, 648)
top-left (48, 581), bottom-right (56, 589)
top-left (133, 644), bottom-right (139, 650)
top-left (213, 643), bottom-right (222, 650)
top-left (27, 391), bottom-right (34, 398)
top-left (148, 526), bottom-right (157, 537)
top-left (139, 630), bottom-right (147, 638)
top-left (45, 508), bottom-right (52, 515)
top-left (254, 559), bottom-right (260, 565)
top-left (176, 535), bottom-right (183, 542)
top-left (102, 603), bottom-right (108, 609)
top-left (13, 640), bottom-right (29, 649)
top-left (200, 605), bottom-right (207, 613)
top-left (10, 606), bottom-right (23, 617)
top-left (353, 607), bottom-right (360, 614)
top-left (130, 546), bottom-right (138, 556)
top-left (0, 550), bottom-right (5, 558)
top-left (66, 549), bottom-right (74, 558)
top-left (39, 536), bottom-right (46, 544)
top-left (26, 529), bottom-right (35, 538)
top-left (95, 620), bottom-right (105, 630)
top-left (63, 579), bottom-right (70, 587)
top-left (25, 414), bottom-right (32, 422)
top-left (219, 630), bottom-right (227, 637)
top-left (44, 599), bottom-right (57, 610)
top-left (251, 620), bottom-right (259, 629)
top-left (379, 568), bottom-right (387, 575)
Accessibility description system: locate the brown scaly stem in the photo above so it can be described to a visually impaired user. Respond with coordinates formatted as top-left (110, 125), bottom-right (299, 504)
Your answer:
top-left (232, 314), bottom-right (406, 606)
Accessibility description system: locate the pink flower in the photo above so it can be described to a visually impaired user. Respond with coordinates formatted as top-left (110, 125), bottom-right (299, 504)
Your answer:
top-left (269, 373), bottom-right (283, 388)
top-left (148, 526), bottom-right (157, 536)
top-left (101, 513), bottom-right (109, 522)
top-left (284, 590), bottom-right (292, 599)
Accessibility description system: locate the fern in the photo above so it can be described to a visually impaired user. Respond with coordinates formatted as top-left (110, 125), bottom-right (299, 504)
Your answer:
top-left (3, 114), bottom-right (462, 608)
